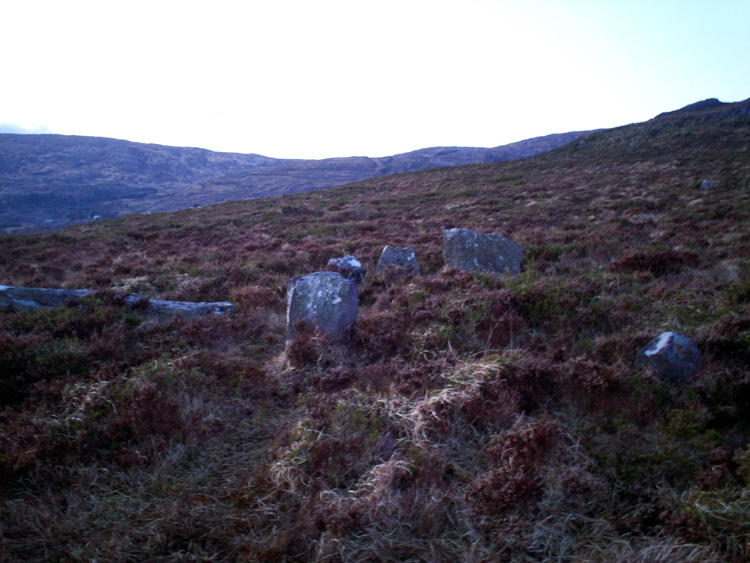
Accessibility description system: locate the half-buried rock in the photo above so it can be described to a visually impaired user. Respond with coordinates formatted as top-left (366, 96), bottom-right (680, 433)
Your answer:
top-left (376, 246), bottom-right (419, 275)
top-left (444, 227), bottom-right (523, 275)
top-left (286, 272), bottom-right (358, 342)
top-left (326, 255), bottom-right (365, 284)
top-left (0, 285), bottom-right (235, 322)
top-left (634, 331), bottom-right (702, 384)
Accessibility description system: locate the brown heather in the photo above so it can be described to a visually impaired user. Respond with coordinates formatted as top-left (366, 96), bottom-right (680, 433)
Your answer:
top-left (1, 99), bottom-right (749, 561)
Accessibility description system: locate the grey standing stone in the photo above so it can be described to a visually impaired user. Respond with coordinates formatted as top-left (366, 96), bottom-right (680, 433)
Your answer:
top-left (327, 255), bottom-right (365, 284)
top-left (634, 331), bottom-right (702, 384)
top-left (286, 272), bottom-right (358, 342)
top-left (376, 246), bottom-right (419, 275)
top-left (443, 228), bottom-right (523, 275)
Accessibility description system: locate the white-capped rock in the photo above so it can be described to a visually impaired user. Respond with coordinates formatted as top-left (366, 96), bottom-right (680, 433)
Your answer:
top-left (326, 255), bottom-right (365, 284)
top-left (634, 331), bottom-right (702, 384)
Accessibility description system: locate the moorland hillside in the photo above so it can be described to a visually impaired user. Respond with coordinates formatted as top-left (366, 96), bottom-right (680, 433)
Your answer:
top-left (0, 97), bottom-right (749, 562)
top-left (146, 131), bottom-right (594, 213)
top-left (0, 130), bottom-right (590, 234)
top-left (0, 134), bottom-right (284, 233)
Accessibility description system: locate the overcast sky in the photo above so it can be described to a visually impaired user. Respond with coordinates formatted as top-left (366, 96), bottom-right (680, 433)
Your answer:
top-left (1, 0), bottom-right (749, 159)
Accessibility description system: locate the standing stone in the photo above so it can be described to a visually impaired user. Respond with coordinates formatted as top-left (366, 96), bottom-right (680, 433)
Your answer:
top-left (376, 246), bottom-right (419, 275)
top-left (634, 331), bottom-right (702, 384)
top-left (443, 228), bottom-right (523, 275)
top-left (286, 272), bottom-right (358, 342)
top-left (326, 255), bottom-right (365, 284)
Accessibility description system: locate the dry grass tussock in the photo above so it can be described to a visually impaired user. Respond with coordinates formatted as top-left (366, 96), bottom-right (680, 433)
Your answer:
top-left (1, 102), bottom-right (750, 560)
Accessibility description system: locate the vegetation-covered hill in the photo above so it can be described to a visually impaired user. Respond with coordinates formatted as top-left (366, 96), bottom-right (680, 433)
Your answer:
top-left (0, 98), bottom-right (749, 562)
top-left (148, 131), bottom-right (593, 212)
top-left (0, 131), bottom-right (590, 234)
top-left (0, 134), bottom-right (283, 233)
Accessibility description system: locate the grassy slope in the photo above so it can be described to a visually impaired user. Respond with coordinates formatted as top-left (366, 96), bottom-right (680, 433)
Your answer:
top-left (0, 100), bottom-right (749, 562)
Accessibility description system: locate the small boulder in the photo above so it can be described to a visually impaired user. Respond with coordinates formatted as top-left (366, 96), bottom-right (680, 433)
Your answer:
top-left (286, 272), bottom-right (358, 342)
top-left (326, 255), bottom-right (365, 284)
top-left (443, 228), bottom-right (523, 275)
top-left (634, 331), bottom-right (702, 384)
top-left (376, 246), bottom-right (419, 275)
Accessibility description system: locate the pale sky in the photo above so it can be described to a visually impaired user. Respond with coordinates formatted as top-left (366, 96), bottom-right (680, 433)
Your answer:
top-left (1, 0), bottom-right (749, 159)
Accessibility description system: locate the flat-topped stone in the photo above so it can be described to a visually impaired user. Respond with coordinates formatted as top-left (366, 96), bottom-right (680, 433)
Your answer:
top-left (0, 285), bottom-right (235, 321)
top-left (124, 294), bottom-right (236, 322)
top-left (634, 331), bottom-right (702, 384)
top-left (0, 285), bottom-right (92, 310)
top-left (286, 271), bottom-right (358, 342)
top-left (443, 228), bottom-right (523, 275)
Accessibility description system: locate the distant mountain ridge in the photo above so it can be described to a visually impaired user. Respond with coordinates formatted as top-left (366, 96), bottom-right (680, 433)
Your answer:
top-left (149, 131), bottom-right (594, 213)
top-left (0, 134), bottom-right (290, 233)
top-left (0, 130), bottom-right (593, 233)
top-left (655, 97), bottom-right (728, 118)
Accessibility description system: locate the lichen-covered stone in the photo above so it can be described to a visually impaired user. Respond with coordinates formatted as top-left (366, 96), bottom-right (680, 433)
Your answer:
top-left (286, 272), bottom-right (358, 342)
top-left (326, 255), bottom-right (365, 284)
top-left (376, 246), bottom-right (419, 275)
top-left (634, 331), bottom-right (702, 384)
top-left (443, 228), bottom-right (523, 275)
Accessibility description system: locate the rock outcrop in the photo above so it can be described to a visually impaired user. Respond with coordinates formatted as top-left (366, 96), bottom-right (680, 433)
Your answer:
top-left (376, 246), bottom-right (419, 275)
top-left (0, 285), bottom-right (235, 321)
top-left (326, 255), bottom-right (365, 284)
top-left (443, 228), bottom-right (523, 275)
top-left (634, 331), bottom-right (702, 384)
top-left (286, 272), bottom-right (358, 342)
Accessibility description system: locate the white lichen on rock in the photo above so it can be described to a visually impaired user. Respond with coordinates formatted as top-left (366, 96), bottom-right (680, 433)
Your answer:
top-left (376, 246), bottom-right (419, 275)
top-left (443, 228), bottom-right (523, 275)
top-left (286, 271), bottom-right (358, 341)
